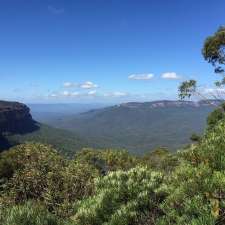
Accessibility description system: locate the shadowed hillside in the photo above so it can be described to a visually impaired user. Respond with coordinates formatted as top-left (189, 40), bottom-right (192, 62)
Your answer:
top-left (0, 101), bottom-right (91, 156)
top-left (0, 101), bottom-right (39, 151)
top-left (52, 100), bottom-right (217, 154)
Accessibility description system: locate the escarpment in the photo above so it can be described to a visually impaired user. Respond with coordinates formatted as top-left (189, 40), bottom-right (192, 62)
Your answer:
top-left (0, 100), bottom-right (38, 134)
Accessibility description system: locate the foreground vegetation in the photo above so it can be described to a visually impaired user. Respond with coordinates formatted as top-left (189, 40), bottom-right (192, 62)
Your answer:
top-left (0, 103), bottom-right (224, 225)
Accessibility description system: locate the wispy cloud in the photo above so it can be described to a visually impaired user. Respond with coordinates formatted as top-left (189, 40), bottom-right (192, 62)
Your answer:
top-left (49, 93), bottom-right (58, 98)
top-left (88, 90), bottom-right (97, 96)
top-left (50, 90), bottom-right (128, 99)
top-left (62, 91), bottom-right (80, 97)
top-left (128, 73), bottom-right (154, 80)
top-left (161, 72), bottom-right (180, 80)
top-left (48, 5), bottom-right (65, 15)
top-left (203, 87), bottom-right (225, 94)
top-left (63, 82), bottom-right (77, 88)
top-left (80, 81), bottom-right (98, 89)
top-left (62, 91), bottom-right (71, 97)
top-left (63, 81), bottom-right (98, 89)
top-left (104, 91), bottom-right (128, 97)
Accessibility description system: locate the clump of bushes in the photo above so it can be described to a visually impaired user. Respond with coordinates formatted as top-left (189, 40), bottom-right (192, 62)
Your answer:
top-left (75, 148), bottom-right (139, 173)
top-left (1, 201), bottom-right (62, 225)
top-left (0, 143), bottom-right (101, 219)
top-left (1, 107), bottom-right (225, 225)
top-left (72, 166), bottom-right (164, 225)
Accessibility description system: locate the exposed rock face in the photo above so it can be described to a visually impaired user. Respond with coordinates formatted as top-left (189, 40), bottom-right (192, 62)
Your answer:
top-left (118, 100), bottom-right (222, 109)
top-left (0, 100), bottom-right (37, 134)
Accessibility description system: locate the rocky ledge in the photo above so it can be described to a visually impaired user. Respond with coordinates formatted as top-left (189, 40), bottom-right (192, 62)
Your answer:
top-left (118, 100), bottom-right (222, 109)
top-left (0, 100), bottom-right (38, 134)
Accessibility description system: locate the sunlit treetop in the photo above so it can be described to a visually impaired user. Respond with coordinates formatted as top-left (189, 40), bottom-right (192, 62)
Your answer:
top-left (203, 26), bottom-right (225, 75)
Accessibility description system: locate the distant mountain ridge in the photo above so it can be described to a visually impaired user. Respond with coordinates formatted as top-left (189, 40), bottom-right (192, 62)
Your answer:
top-left (80, 100), bottom-right (221, 115)
top-left (0, 99), bottom-right (220, 155)
top-left (53, 100), bottom-right (219, 154)
top-left (118, 100), bottom-right (221, 108)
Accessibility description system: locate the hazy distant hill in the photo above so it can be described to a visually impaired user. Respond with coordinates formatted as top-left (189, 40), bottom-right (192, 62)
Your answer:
top-left (28, 103), bottom-right (110, 125)
top-left (0, 100), bottom-right (91, 157)
top-left (52, 100), bottom-right (218, 154)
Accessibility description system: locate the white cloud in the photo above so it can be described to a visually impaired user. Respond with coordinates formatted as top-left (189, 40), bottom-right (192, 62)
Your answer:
top-left (63, 81), bottom-right (98, 89)
top-left (62, 91), bottom-right (71, 96)
top-left (62, 91), bottom-right (80, 97)
top-left (104, 91), bottom-right (128, 97)
top-left (128, 73), bottom-right (154, 80)
top-left (161, 72), bottom-right (180, 80)
top-left (113, 91), bottom-right (127, 97)
top-left (88, 90), bottom-right (97, 96)
top-left (71, 92), bottom-right (80, 96)
top-left (203, 87), bottom-right (225, 94)
top-left (49, 93), bottom-right (58, 98)
top-left (63, 82), bottom-right (77, 88)
top-left (80, 81), bottom-right (98, 89)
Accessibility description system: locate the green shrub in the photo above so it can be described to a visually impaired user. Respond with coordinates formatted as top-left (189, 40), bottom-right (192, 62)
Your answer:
top-left (207, 103), bottom-right (225, 130)
top-left (158, 118), bottom-right (225, 225)
top-left (142, 147), bottom-right (179, 172)
top-left (44, 160), bottom-right (99, 217)
top-left (75, 148), bottom-right (139, 173)
top-left (190, 133), bottom-right (201, 142)
top-left (0, 143), bottom-right (66, 205)
top-left (156, 163), bottom-right (219, 225)
top-left (182, 118), bottom-right (225, 171)
top-left (72, 166), bottom-right (164, 225)
top-left (2, 201), bottom-right (62, 225)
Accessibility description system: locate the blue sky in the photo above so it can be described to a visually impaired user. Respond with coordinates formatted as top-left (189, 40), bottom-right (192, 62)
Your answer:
top-left (0, 0), bottom-right (225, 103)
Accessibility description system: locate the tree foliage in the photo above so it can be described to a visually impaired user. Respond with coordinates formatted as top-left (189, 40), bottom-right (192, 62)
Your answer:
top-left (203, 26), bottom-right (225, 77)
top-left (75, 148), bottom-right (139, 174)
top-left (207, 103), bottom-right (225, 130)
top-left (178, 80), bottom-right (197, 100)
top-left (179, 26), bottom-right (225, 99)
top-left (72, 166), bottom-right (164, 225)
top-left (1, 201), bottom-right (62, 225)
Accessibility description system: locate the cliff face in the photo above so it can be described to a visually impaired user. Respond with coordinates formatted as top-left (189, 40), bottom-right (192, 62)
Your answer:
top-left (0, 101), bottom-right (38, 134)
top-left (118, 100), bottom-right (221, 109)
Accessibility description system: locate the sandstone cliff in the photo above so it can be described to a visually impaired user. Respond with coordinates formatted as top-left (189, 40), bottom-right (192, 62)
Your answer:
top-left (0, 100), bottom-right (38, 134)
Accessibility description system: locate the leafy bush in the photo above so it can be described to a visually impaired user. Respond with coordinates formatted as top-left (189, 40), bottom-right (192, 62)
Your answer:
top-left (158, 118), bottom-right (225, 225)
top-left (75, 148), bottom-right (139, 174)
top-left (157, 163), bottom-right (218, 225)
top-left (207, 103), bottom-right (225, 130)
top-left (182, 118), bottom-right (225, 171)
top-left (190, 133), bottom-right (201, 142)
top-left (44, 160), bottom-right (99, 217)
top-left (0, 143), bottom-right (100, 218)
top-left (0, 142), bottom-right (65, 180)
top-left (142, 147), bottom-right (179, 172)
top-left (1, 143), bottom-right (65, 204)
top-left (1, 201), bottom-right (62, 225)
top-left (72, 166), bottom-right (164, 225)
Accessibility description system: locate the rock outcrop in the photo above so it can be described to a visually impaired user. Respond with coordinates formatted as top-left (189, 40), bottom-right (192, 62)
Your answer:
top-left (118, 100), bottom-right (222, 109)
top-left (0, 100), bottom-right (38, 134)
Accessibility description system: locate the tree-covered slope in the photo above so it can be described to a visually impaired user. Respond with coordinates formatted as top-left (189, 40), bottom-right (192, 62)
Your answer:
top-left (53, 101), bottom-right (216, 154)
top-left (5, 123), bottom-right (91, 158)
top-left (0, 100), bottom-right (92, 157)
